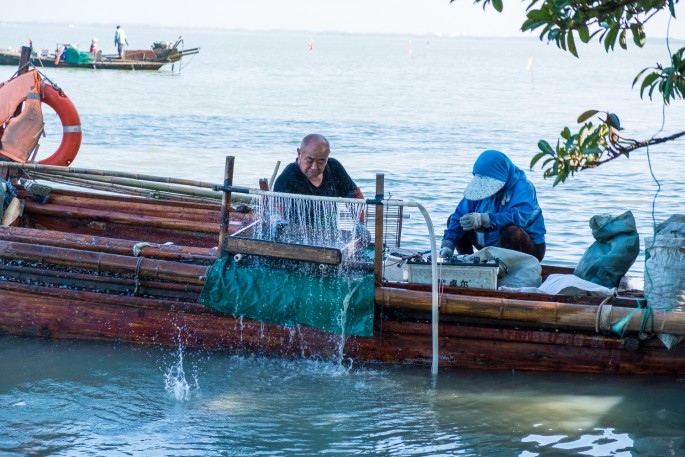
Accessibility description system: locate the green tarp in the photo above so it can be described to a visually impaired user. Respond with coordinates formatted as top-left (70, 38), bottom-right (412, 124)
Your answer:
top-left (199, 254), bottom-right (375, 337)
top-left (64, 47), bottom-right (93, 64)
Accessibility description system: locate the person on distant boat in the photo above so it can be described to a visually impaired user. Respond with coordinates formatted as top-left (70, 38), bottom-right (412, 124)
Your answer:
top-left (114, 25), bottom-right (128, 58)
top-left (440, 149), bottom-right (547, 261)
top-left (272, 133), bottom-right (368, 241)
top-left (89, 38), bottom-right (98, 53)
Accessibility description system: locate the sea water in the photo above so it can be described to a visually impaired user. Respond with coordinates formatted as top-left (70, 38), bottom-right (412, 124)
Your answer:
top-left (0, 22), bottom-right (684, 456)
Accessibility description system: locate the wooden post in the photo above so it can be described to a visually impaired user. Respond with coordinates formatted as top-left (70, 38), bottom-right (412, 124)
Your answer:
top-left (373, 173), bottom-right (384, 286)
top-left (18, 46), bottom-right (31, 75)
top-left (218, 156), bottom-right (234, 253)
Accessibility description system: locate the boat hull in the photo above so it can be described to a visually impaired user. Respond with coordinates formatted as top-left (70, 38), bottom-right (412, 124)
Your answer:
top-left (1, 279), bottom-right (684, 375)
top-left (0, 52), bottom-right (167, 71)
top-left (0, 185), bottom-right (683, 376)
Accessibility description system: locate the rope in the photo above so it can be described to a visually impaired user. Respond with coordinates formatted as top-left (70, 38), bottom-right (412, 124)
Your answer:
top-left (595, 295), bottom-right (614, 333)
top-left (611, 298), bottom-right (647, 337)
top-left (133, 256), bottom-right (144, 295)
top-left (132, 242), bottom-right (155, 257)
top-left (639, 306), bottom-right (654, 336)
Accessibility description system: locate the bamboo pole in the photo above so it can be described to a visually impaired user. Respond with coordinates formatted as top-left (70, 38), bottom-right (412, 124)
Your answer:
top-left (0, 263), bottom-right (203, 300)
top-left (30, 171), bottom-right (222, 199)
top-left (30, 172), bottom-right (220, 204)
top-left (373, 173), bottom-right (384, 286)
top-left (218, 156), bottom-right (234, 252)
top-left (23, 201), bottom-right (223, 233)
top-left (0, 240), bottom-right (208, 285)
top-left (377, 287), bottom-right (685, 337)
top-left (0, 226), bottom-right (218, 263)
top-left (268, 160), bottom-right (281, 190)
top-left (41, 189), bottom-right (223, 216)
top-left (0, 162), bottom-right (218, 188)
top-left (6, 163), bottom-right (253, 203)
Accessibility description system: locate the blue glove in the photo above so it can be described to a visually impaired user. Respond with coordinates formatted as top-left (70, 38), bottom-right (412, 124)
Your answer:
top-left (459, 212), bottom-right (490, 231)
top-left (440, 240), bottom-right (455, 258)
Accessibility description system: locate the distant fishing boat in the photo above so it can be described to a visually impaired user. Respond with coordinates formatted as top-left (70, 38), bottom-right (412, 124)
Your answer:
top-left (0, 37), bottom-right (199, 71)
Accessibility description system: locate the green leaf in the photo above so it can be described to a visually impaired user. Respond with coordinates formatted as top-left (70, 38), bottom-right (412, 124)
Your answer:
top-left (630, 25), bottom-right (646, 47)
top-left (530, 151), bottom-right (548, 168)
top-left (606, 113), bottom-right (622, 130)
top-left (567, 30), bottom-right (578, 57)
top-left (538, 139), bottom-right (555, 155)
top-left (619, 31), bottom-right (627, 50)
top-left (638, 72), bottom-right (661, 99)
top-left (604, 26), bottom-right (619, 52)
top-left (491, 0), bottom-right (503, 12)
top-left (541, 158), bottom-right (555, 168)
top-left (577, 110), bottom-right (599, 123)
top-left (578, 25), bottom-right (590, 43)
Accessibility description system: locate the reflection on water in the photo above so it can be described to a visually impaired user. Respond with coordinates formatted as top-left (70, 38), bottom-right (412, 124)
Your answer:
top-left (523, 428), bottom-right (634, 456)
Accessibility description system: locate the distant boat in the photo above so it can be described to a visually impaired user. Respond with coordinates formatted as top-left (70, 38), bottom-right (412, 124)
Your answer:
top-left (0, 37), bottom-right (199, 71)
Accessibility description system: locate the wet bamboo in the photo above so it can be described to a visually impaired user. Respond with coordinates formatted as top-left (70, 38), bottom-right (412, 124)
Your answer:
top-left (377, 287), bottom-right (685, 337)
top-left (0, 240), bottom-right (208, 285)
top-left (23, 201), bottom-right (223, 233)
top-left (0, 263), bottom-right (203, 300)
top-left (0, 279), bottom-right (202, 312)
top-left (42, 189), bottom-right (223, 216)
top-left (30, 172), bottom-right (220, 204)
top-left (0, 226), bottom-right (218, 263)
top-left (0, 162), bottom-right (218, 188)
top-left (31, 171), bottom-right (222, 199)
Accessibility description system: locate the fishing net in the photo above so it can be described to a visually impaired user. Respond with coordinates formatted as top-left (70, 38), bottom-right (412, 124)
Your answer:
top-left (199, 254), bottom-right (374, 336)
top-left (199, 194), bottom-right (375, 336)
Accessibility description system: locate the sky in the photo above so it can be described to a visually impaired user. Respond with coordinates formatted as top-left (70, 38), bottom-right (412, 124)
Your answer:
top-left (1, 0), bottom-right (683, 39)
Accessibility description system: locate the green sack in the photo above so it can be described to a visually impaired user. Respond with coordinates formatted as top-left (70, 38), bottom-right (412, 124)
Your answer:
top-left (199, 254), bottom-right (375, 337)
top-left (573, 210), bottom-right (640, 288)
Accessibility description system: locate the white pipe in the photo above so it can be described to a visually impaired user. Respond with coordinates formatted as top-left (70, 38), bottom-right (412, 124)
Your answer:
top-left (398, 201), bottom-right (439, 376)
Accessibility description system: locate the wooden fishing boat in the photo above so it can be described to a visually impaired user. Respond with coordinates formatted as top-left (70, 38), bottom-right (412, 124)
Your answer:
top-left (0, 38), bottom-right (199, 71)
top-left (1, 54), bottom-right (683, 376)
top-left (0, 159), bottom-right (683, 377)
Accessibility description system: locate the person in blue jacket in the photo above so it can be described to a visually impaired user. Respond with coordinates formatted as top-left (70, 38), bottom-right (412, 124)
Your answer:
top-left (440, 150), bottom-right (547, 261)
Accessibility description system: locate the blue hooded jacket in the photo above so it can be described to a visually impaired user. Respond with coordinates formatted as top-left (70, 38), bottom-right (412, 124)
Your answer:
top-left (443, 150), bottom-right (546, 246)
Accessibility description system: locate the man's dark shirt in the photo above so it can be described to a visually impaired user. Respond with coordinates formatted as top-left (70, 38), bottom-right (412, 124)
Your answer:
top-left (273, 158), bottom-right (359, 198)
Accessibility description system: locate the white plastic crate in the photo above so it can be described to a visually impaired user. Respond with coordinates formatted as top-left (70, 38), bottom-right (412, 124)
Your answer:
top-left (407, 262), bottom-right (499, 290)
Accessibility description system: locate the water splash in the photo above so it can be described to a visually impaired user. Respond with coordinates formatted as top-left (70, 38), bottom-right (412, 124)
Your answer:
top-left (163, 327), bottom-right (200, 401)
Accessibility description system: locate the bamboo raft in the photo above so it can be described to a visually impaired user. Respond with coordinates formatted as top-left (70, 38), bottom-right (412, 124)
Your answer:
top-left (0, 160), bottom-right (684, 376)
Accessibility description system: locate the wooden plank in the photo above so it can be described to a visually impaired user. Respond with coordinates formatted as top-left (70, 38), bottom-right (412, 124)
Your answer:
top-left (225, 237), bottom-right (342, 265)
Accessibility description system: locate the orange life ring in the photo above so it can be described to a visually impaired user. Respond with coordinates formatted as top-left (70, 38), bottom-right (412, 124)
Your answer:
top-left (39, 84), bottom-right (82, 166)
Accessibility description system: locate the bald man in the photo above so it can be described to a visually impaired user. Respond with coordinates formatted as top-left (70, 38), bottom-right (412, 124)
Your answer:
top-left (273, 133), bottom-right (364, 199)
top-left (272, 134), bottom-right (368, 241)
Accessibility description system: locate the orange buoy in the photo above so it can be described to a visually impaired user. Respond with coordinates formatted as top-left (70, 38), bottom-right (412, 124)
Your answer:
top-left (38, 83), bottom-right (82, 166)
